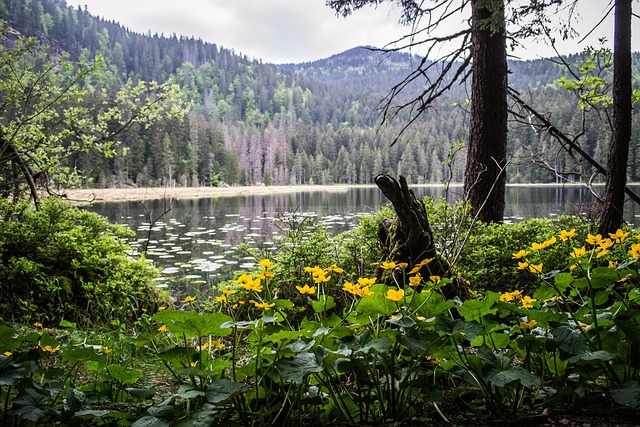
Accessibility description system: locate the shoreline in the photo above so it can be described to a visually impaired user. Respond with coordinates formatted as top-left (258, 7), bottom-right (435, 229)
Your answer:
top-left (61, 181), bottom-right (610, 204)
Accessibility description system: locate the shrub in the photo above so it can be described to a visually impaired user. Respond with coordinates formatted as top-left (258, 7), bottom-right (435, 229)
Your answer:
top-left (0, 198), bottom-right (165, 325)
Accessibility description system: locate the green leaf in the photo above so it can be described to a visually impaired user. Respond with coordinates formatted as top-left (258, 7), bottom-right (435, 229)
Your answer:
top-left (354, 284), bottom-right (398, 317)
top-left (131, 416), bottom-right (171, 427)
top-left (567, 350), bottom-right (616, 363)
top-left (590, 267), bottom-right (619, 288)
top-left (61, 346), bottom-right (103, 364)
top-left (12, 387), bottom-right (50, 422)
top-left (279, 352), bottom-right (323, 384)
top-left (386, 313), bottom-right (416, 328)
top-left (154, 310), bottom-right (232, 338)
top-left (206, 379), bottom-right (246, 403)
top-left (413, 291), bottom-right (455, 318)
top-left (310, 295), bottom-right (336, 314)
top-left (611, 381), bottom-right (640, 408)
top-left (126, 388), bottom-right (156, 400)
top-left (550, 323), bottom-right (588, 355)
top-left (106, 364), bottom-right (143, 384)
top-left (457, 291), bottom-right (500, 323)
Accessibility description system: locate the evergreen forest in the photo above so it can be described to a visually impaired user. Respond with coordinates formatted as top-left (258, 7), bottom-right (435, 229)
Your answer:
top-left (1, 0), bottom-right (639, 190)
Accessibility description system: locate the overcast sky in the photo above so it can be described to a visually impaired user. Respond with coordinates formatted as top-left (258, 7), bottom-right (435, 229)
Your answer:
top-left (75, 1), bottom-right (637, 64)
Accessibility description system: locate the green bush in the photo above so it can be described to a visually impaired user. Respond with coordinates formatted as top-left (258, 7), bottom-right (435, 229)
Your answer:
top-left (0, 198), bottom-right (165, 325)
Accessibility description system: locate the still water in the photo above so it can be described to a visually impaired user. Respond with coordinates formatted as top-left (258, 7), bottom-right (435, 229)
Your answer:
top-left (85, 184), bottom-right (640, 293)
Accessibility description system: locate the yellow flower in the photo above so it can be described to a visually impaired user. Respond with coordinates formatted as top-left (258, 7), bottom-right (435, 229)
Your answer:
top-left (304, 266), bottom-right (323, 274)
top-left (398, 262), bottom-right (409, 269)
top-left (596, 249), bottom-right (608, 258)
top-left (355, 286), bottom-right (374, 297)
top-left (417, 257), bottom-right (435, 267)
top-left (181, 295), bottom-right (196, 303)
top-left (251, 300), bottom-right (275, 310)
top-left (586, 233), bottom-right (603, 246)
top-left (326, 264), bottom-right (344, 274)
top-left (216, 295), bottom-right (228, 303)
top-left (521, 295), bottom-right (536, 308)
top-left (429, 275), bottom-right (441, 284)
top-left (157, 306), bottom-right (166, 312)
top-left (517, 261), bottom-right (529, 270)
top-left (528, 263), bottom-right (543, 274)
top-left (381, 261), bottom-right (397, 270)
top-left (512, 249), bottom-right (529, 259)
top-left (518, 319), bottom-right (537, 330)
top-left (240, 278), bottom-right (263, 292)
top-left (609, 229), bottom-right (630, 244)
top-left (259, 259), bottom-right (274, 269)
top-left (312, 271), bottom-right (331, 283)
top-left (296, 284), bottom-right (316, 295)
top-left (3, 351), bottom-right (12, 357)
top-left (40, 345), bottom-right (61, 353)
top-left (570, 246), bottom-right (587, 258)
top-left (385, 288), bottom-right (405, 301)
top-left (559, 229), bottom-right (576, 241)
top-left (426, 355), bottom-right (442, 365)
top-left (232, 273), bottom-right (252, 285)
top-left (158, 325), bottom-right (168, 333)
top-left (542, 236), bottom-right (557, 248)
top-left (101, 346), bottom-right (110, 354)
top-left (629, 243), bottom-right (640, 259)
top-left (409, 274), bottom-right (422, 287)
top-left (500, 290), bottom-right (522, 302)
top-left (211, 340), bottom-right (224, 349)
top-left (598, 238), bottom-right (614, 251)
top-left (530, 241), bottom-right (544, 251)
top-left (257, 270), bottom-right (275, 279)
top-left (357, 277), bottom-right (377, 287)
top-left (34, 322), bottom-right (42, 328)
top-left (609, 261), bottom-right (619, 269)
top-left (221, 288), bottom-right (237, 295)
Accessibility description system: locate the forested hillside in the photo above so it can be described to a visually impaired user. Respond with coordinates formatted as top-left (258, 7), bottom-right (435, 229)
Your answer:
top-left (1, 0), bottom-right (639, 188)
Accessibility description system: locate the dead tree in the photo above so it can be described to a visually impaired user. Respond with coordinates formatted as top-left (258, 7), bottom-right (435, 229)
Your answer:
top-left (375, 174), bottom-right (466, 298)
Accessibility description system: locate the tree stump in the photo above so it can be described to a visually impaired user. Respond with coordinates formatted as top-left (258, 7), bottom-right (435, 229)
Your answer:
top-left (375, 174), bottom-right (466, 298)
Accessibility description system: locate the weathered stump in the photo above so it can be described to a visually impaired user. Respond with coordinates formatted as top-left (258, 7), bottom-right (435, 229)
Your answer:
top-left (375, 174), bottom-right (466, 298)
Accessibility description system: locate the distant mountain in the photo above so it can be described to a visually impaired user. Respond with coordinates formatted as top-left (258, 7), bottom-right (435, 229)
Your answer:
top-left (1, 0), bottom-right (638, 188)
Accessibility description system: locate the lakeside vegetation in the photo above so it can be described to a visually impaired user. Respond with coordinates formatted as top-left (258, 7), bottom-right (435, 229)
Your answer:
top-left (3, 199), bottom-right (640, 425)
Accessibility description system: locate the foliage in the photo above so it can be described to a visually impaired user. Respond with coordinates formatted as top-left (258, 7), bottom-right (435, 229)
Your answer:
top-left (0, 20), bottom-right (185, 204)
top-left (3, 210), bottom-right (640, 425)
top-left (0, 197), bottom-right (166, 325)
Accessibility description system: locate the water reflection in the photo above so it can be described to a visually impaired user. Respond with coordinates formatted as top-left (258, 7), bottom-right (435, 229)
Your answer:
top-left (85, 184), bottom-right (640, 295)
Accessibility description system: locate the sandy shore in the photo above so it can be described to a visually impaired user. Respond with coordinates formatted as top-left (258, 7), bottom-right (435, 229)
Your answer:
top-left (64, 185), bottom-right (375, 204)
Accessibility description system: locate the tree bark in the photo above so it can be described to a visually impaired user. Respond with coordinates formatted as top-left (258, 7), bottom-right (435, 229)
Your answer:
top-left (375, 174), bottom-right (466, 297)
top-left (599, 0), bottom-right (632, 234)
top-left (463, 0), bottom-right (508, 223)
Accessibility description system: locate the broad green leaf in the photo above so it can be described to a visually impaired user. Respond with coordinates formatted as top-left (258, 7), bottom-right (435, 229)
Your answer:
top-left (546, 354), bottom-right (568, 376)
top-left (590, 267), bottom-right (619, 288)
top-left (279, 352), bottom-right (323, 384)
top-left (567, 350), bottom-right (616, 363)
top-left (154, 311), bottom-right (232, 338)
top-left (355, 284), bottom-right (398, 317)
top-left (550, 323), bottom-right (588, 355)
top-left (434, 315), bottom-right (484, 342)
top-left (310, 295), bottom-right (336, 314)
top-left (264, 329), bottom-right (303, 344)
top-left (611, 381), bottom-right (640, 408)
top-left (386, 313), bottom-right (416, 328)
top-left (131, 416), bottom-right (171, 427)
top-left (457, 291), bottom-right (500, 323)
top-left (413, 291), bottom-right (455, 318)
top-left (206, 378), bottom-right (246, 403)
top-left (106, 364), bottom-right (143, 384)
top-left (61, 346), bottom-right (103, 363)
top-left (12, 387), bottom-right (49, 422)
top-left (126, 388), bottom-right (156, 400)
top-left (487, 365), bottom-right (540, 389)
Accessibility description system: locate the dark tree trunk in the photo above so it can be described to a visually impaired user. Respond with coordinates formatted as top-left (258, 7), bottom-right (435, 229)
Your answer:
top-left (375, 174), bottom-right (466, 297)
top-left (463, 0), bottom-right (508, 223)
top-left (599, 0), bottom-right (632, 234)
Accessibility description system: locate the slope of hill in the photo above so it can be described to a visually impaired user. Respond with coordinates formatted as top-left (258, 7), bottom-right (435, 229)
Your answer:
top-left (1, 0), bottom-right (638, 188)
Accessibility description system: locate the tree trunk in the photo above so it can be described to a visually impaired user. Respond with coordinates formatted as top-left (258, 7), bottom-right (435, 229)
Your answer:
top-left (599, 0), bottom-right (632, 234)
top-left (463, 0), bottom-right (508, 223)
top-left (375, 174), bottom-right (466, 297)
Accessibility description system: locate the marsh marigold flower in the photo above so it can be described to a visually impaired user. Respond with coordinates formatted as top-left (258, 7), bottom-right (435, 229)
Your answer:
top-left (500, 290), bottom-right (522, 302)
top-left (381, 261), bottom-right (397, 270)
top-left (326, 264), bottom-right (344, 274)
top-left (517, 261), bottom-right (529, 270)
top-left (250, 300), bottom-right (275, 310)
top-left (429, 275), bottom-right (441, 284)
top-left (570, 246), bottom-right (587, 258)
top-left (40, 345), bottom-right (61, 353)
top-left (357, 277), bottom-right (377, 287)
top-left (521, 295), bottom-right (536, 308)
top-left (385, 288), bottom-right (404, 301)
top-left (518, 319), bottom-right (537, 330)
top-left (559, 229), bottom-right (576, 241)
top-left (528, 263), bottom-right (543, 274)
top-left (259, 259), bottom-right (274, 269)
top-left (629, 243), bottom-right (640, 259)
top-left (4, 351), bottom-right (12, 357)
top-left (181, 295), bottom-right (196, 303)
top-left (409, 274), bottom-right (422, 287)
top-left (586, 233), bottom-right (604, 246)
top-left (257, 270), bottom-right (275, 279)
top-left (216, 295), bottom-right (227, 303)
top-left (512, 249), bottom-right (529, 259)
top-left (296, 284), bottom-right (316, 295)
top-left (157, 306), bottom-right (166, 312)
top-left (609, 229), bottom-right (630, 244)
top-left (34, 322), bottom-right (42, 328)
top-left (158, 325), bottom-right (168, 333)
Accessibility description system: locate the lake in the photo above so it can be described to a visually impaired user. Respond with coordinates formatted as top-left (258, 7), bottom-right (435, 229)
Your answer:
top-left (84, 184), bottom-right (640, 295)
